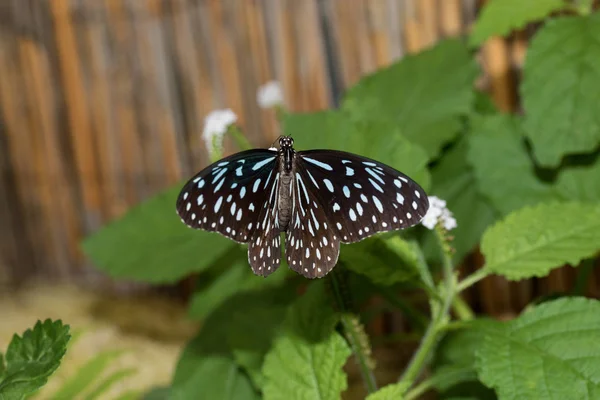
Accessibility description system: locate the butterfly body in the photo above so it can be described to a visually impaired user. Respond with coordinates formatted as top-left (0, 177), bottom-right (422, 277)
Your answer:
top-left (177, 136), bottom-right (429, 279)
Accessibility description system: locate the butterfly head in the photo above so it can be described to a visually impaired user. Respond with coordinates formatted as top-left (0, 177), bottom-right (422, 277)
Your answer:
top-left (279, 135), bottom-right (294, 150)
top-left (278, 136), bottom-right (295, 172)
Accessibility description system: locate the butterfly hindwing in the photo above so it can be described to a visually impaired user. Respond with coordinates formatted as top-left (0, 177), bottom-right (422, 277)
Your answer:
top-left (285, 164), bottom-right (341, 279)
top-left (176, 149), bottom-right (279, 244)
top-left (247, 170), bottom-right (282, 276)
top-left (294, 150), bottom-right (429, 244)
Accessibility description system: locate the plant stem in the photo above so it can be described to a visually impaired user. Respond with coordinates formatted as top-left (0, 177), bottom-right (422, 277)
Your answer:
top-left (452, 295), bottom-right (475, 321)
top-left (328, 271), bottom-right (378, 394)
top-left (397, 227), bottom-right (455, 389)
top-left (404, 365), bottom-right (474, 400)
top-left (228, 125), bottom-right (252, 151)
top-left (455, 268), bottom-right (488, 293)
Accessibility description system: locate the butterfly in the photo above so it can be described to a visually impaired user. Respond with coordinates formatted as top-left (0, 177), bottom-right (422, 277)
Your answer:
top-left (176, 136), bottom-right (429, 279)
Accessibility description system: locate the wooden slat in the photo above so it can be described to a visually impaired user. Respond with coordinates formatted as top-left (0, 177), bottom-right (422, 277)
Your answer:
top-left (50, 0), bottom-right (103, 229)
top-left (104, 0), bottom-right (146, 206)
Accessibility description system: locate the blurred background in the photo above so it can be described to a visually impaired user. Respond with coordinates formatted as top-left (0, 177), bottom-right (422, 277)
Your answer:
top-left (1, 0), bottom-right (598, 398)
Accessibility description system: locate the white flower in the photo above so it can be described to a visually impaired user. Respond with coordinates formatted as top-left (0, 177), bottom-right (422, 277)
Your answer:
top-left (421, 196), bottom-right (457, 231)
top-left (202, 109), bottom-right (237, 154)
top-left (257, 81), bottom-right (284, 108)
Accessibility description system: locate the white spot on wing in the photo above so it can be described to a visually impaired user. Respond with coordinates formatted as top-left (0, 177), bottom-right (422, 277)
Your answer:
top-left (302, 156), bottom-right (333, 171)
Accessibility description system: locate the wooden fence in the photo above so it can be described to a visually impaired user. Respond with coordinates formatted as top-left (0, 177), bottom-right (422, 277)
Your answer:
top-left (1, 0), bottom-right (585, 315)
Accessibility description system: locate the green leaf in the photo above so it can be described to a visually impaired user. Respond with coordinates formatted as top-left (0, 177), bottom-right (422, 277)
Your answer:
top-left (342, 39), bottom-right (479, 158)
top-left (469, 0), bottom-right (566, 46)
top-left (172, 286), bottom-right (298, 397)
top-left (262, 282), bottom-right (352, 400)
top-left (142, 386), bottom-right (170, 400)
top-left (476, 297), bottom-right (600, 399)
top-left (187, 246), bottom-right (288, 320)
top-left (428, 137), bottom-right (499, 261)
top-left (0, 320), bottom-right (71, 399)
top-left (433, 319), bottom-right (503, 399)
top-left (341, 236), bottom-right (421, 286)
top-left (170, 357), bottom-right (258, 400)
top-left (366, 382), bottom-right (409, 400)
top-left (285, 112), bottom-right (430, 190)
top-left (467, 115), bottom-right (557, 215)
top-left (52, 349), bottom-right (127, 399)
top-left (481, 202), bottom-right (600, 280)
top-left (84, 367), bottom-right (137, 400)
top-left (554, 160), bottom-right (600, 202)
top-left (82, 185), bottom-right (235, 283)
top-left (522, 13), bottom-right (600, 167)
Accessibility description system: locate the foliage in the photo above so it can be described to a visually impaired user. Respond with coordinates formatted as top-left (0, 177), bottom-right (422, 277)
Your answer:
top-left (81, 4), bottom-right (600, 400)
top-left (0, 320), bottom-right (70, 400)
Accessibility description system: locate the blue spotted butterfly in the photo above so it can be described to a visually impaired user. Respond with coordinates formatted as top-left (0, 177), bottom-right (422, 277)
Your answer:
top-left (176, 136), bottom-right (429, 279)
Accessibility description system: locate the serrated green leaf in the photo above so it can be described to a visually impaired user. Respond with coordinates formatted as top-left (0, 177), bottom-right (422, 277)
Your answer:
top-left (522, 13), bottom-right (600, 167)
top-left (428, 137), bottom-right (499, 262)
top-left (52, 349), bottom-right (126, 399)
top-left (285, 112), bottom-right (430, 190)
top-left (342, 39), bottom-right (478, 158)
top-left (0, 320), bottom-right (71, 399)
top-left (469, 0), bottom-right (566, 46)
top-left (366, 382), bottom-right (409, 400)
top-left (262, 282), bottom-right (352, 400)
top-left (467, 115), bottom-right (558, 215)
top-left (481, 202), bottom-right (600, 280)
top-left (82, 185), bottom-right (235, 283)
top-left (476, 297), bottom-right (600, 400)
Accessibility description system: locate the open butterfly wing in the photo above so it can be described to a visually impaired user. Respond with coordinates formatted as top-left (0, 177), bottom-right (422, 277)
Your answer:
top-left (176, 149), bottom-right (283, 275)
top-left (292, 150), bottom-right (429, 244)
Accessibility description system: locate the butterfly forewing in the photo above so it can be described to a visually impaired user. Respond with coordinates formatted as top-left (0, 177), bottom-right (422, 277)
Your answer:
top-left (294, 150), bottom-right (429, 244)
top-left (285, 166), bottom-right (341, 279)
top-left (176, 149), bottom-right (279, 244)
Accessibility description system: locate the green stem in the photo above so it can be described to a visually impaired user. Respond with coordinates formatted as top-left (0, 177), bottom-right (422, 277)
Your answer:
top-left (455, 268), bottom-right (489, 293)
top-left (209, 134), bottom-right (223, 163)
top-left (228, 125), bottom-right (252, 151)
top-left (328, 271), bottom-right (378, 394)
top-left (398, 227), bottom-right (455, 389)
top-left (452, 295), bottom-right (475, 321)
top-left (404, 365), bottom-right (474, 400)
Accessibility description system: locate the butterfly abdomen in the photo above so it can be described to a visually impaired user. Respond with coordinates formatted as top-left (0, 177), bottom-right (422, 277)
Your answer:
top-left (277, 169), bottom-right (293, 229)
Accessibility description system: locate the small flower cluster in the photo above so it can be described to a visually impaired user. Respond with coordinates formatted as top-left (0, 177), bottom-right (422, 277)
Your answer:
top-left (256, 81), bottom-right (284, 109)
top-left (421, 196), bottom-right (457, 231)
top-left (202, 109), bottom-right (237, 155)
